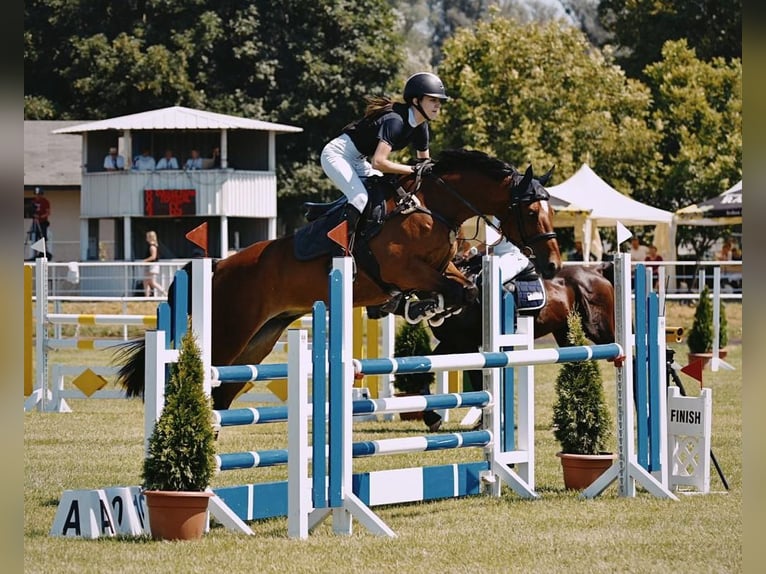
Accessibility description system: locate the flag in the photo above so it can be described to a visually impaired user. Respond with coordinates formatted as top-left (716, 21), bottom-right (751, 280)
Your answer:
top-left (30, 238), bottom-right (47, 255)
top-left (680, 359), bottom-right (704, 385)
top-left (185, 222), bottom-right (208, 256)
top-left (327, 221), bottom-right (349, 255)
top-left (616, 221), bottom-right (632, 246)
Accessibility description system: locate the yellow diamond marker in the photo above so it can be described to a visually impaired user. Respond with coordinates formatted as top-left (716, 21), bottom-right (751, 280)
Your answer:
top-left (72, 368), bottom-right (107, 397)
top-left (266, 379), bottom-right (288, 402)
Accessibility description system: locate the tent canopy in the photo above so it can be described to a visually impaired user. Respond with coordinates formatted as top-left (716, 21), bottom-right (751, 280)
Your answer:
top-left (675, 180), bottom-right (742, 226)
top-left (546, 164), bottom-right (676, 261)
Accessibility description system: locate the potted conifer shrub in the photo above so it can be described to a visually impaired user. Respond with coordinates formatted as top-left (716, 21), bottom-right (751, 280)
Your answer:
top-left (142, 324), bottom-right (217, 540)
top-left (687, 285), bottom-right (728, 365)
top-left (393, 320), bottom-right (435, 421)
top-left (552, 310), bottom-right (615, 490)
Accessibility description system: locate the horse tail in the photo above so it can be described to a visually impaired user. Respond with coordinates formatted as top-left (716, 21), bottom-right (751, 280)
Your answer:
top-left (113, 258), bottom-right (219, 399)
top-left (113, 339), bottom-right (147, 399)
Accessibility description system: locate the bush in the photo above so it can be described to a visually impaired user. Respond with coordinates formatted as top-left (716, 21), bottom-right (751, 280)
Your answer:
top-left (552, 310), bottom-right (612, 455)
top-left (393, 320), bottom-right (435, 394)
top-left (687, 285), bottom-right (728, 353)
top-left (142, 324), bottom-right (217, 491)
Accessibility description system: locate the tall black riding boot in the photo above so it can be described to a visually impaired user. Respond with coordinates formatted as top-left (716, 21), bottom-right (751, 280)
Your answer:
top-left (345, 205), bottom-right (362, 253)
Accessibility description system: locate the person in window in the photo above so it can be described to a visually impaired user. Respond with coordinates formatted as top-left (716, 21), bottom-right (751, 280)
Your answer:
top-left (184, 148), bottom-right (203, 170)
top-left (103, 147), bottom-right (126, 171)
top-left (156, 148), bottom-right (179, 170)
top-left (210, 147), bottom-right (221, 168)
top-left (133, 148), bottom-right (156, 171)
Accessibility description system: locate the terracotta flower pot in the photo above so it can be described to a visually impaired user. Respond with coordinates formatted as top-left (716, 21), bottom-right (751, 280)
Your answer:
top-left (556, 452), bottom-right (616, 490)
top-left (687, 349), bottom-right (728, 368)
top-left (144, 490), bottom-right (213, 540)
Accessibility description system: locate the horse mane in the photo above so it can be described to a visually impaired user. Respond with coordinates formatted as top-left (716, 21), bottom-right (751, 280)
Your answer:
top-left (434, 149), bottom-right (515, 181)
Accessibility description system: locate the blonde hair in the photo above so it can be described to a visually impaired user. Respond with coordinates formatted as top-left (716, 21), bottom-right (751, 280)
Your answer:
top-left (146, 230), bottom-right (158, 245)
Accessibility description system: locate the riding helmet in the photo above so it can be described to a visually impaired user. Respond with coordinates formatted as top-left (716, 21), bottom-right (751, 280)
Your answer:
top-left (403, 72), bottom-right (450, 102)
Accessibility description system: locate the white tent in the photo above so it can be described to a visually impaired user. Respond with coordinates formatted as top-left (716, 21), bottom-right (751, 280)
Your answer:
top-left (547, 164), bottom-right (676, 262)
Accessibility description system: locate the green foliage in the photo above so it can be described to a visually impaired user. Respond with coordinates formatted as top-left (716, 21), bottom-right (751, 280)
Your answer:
top-left (393, 320), bottom-right (435, 394)
top-left (552, 310), bottom-right (612, 455)
top-left (597, 0), bottom-right (742, 79)
top-left (640, 40), bottom-right (742, 257)
top-left (142, 324), bottom-right (216, 492)
top-left (687, 285), bottom-right (728, 353)
top-left (436, 16), bottom-right (659, 191)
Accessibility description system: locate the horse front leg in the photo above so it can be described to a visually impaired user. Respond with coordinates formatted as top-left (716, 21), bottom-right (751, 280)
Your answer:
top-left (395, 261), bottom-right (478, 325)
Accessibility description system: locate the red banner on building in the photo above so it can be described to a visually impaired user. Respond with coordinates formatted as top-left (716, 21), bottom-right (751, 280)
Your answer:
top-left (144, 189), bottom-right (196, 216)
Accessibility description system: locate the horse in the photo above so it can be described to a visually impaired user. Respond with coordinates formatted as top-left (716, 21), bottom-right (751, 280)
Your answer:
top-left (115, 148), bottom-right (562, 410)
top-left (429, 255), bottom-right (616, 392)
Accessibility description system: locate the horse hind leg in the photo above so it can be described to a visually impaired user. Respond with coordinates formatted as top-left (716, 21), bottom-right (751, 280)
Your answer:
top-left (210, 313), bottom-right (303, 411)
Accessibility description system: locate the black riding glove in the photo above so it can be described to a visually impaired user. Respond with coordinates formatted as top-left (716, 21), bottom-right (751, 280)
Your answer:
top-left (412, 159), bottom-right (435, 178)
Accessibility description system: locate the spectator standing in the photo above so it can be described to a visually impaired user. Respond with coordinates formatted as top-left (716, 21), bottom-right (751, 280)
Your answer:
top-left (629, 237), bottom-right (648, 261)
top-left (184, 149), bottom-right (203, 170)
top-left (142, 230), bottom-right (166, 297)
top-left (133, 148), bottom-right (156, 171)
top-left (28, 187), bottom-right (52, 259)
top-left (645, 244), bottom-right (663, 287)
top-left (156, 148), bottom-right (179, 170)
top-left (103, 147), bottom-right (126, 171)
top-left (210, 146), bottom-right (222, 168)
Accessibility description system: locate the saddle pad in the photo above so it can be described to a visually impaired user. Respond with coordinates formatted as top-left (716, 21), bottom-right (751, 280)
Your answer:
top-left (505, 278), bottom-right (547, 313)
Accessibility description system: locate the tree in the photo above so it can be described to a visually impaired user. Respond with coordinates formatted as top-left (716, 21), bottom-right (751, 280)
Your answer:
top-left (597, 0), bottom-right (742, 79)
top-left (436, 15), bottom-right (659, 193)
top-left (639, 40), bottom-right (741, 258)
top-left (24, 0), bottom-right (404, 232)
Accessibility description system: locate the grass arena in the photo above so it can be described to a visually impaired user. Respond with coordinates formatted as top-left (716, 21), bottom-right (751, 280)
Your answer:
top-left (24, 257), bottom-right (742, 572)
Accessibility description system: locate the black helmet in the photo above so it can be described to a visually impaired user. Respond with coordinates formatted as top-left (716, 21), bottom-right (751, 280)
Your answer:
top-left (403, 72), bottom-right (449, 102)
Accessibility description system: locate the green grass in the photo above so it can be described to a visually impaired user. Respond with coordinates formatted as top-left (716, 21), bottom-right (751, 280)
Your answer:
top-left (24, 302), bottom-right (742, 573)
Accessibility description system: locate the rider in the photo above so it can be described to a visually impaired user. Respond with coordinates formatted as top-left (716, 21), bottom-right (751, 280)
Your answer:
top-left (320, 72), bottom-right (449, 250)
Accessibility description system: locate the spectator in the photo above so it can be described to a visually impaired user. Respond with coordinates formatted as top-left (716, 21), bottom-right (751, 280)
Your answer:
top-left (210, 146), bottom-right (221, 168)
top-left (28, 187), bottom-right (52, 259)
top-left (142, 230), bottom-right (166, 297)
top-left (645, 244), bottom-right (663, 287)
top-left (569, 240), bottom-right (585, 261)
top-left (717, 238), bottom-right (742, 288)
top-left (629, 237), bottom-right (648, 261)
top-left (156, 148), bottom-right (179, 170)
top-left (184, 148), bottom-right (203, 170)
top-left (103, 147), bottom-right (126, 171)
top-left (133, 148), bottom-right (156, 171)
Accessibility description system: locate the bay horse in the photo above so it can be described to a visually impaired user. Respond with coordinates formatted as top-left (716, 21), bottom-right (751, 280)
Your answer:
top-left (115, 149), bottom-right (562, 410)
top-left (428, 256), bottom-right (616, 393)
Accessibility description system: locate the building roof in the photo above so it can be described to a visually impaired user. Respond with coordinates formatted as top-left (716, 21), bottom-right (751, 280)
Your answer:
top-left (24, 120), bottom-right (85, 187)
top-left (52, 105), bottom-right (303, 134)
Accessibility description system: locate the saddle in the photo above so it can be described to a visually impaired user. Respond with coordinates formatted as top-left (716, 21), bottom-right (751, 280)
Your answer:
top-left (294, 175), bottom-right (416, 302)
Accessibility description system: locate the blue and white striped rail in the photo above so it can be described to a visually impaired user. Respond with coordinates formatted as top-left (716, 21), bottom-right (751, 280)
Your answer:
top-left (213, 391), bottom-right (492, 427)
top-left (211, 363), bottom-right (288, 383)
top-left (217, 430), bottom-right (492, 471)
top-left (356, 344), bottom-right (623, 375)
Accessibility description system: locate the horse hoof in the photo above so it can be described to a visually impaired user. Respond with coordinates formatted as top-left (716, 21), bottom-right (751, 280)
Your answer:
top-left (428, 316), bottom-right (445, 327)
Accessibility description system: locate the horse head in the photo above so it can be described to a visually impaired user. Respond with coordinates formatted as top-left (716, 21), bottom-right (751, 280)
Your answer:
top-left (500, 165), bottom-right (562, 278)
top-left (422, 150), bottom-right (562, 279)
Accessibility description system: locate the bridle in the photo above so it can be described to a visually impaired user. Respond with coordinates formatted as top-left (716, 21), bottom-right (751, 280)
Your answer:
top-left (410, 166), bottom-right (557, 256)
top-left (499, 171), bottom-right (558, 255)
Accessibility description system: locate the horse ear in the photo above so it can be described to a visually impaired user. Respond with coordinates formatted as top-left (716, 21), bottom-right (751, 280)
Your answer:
top-left (518, 165), bottom-right (533, 191)
top-left (538, 165), bottom-right (555, 186)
